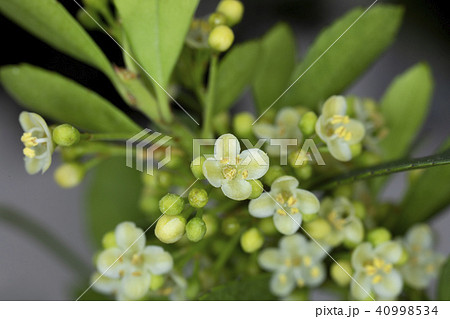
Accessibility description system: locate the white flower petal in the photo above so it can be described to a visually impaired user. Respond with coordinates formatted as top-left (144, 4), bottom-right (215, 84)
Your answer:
top-left (279, 234), bottom-right (307, 254)
top-left (273, 212), bottom-right (302, 235)
top-left (253, 123), bottom-right (277, 139)
top-left (275, 107), bottom-right (300, 128)
top-left (214, 134), bottom-right (240, 161)
top-left (328, 138), bottom-right (352, 162)
top-left (202, 158), bottom-right (224, 187)
top-left (120, 272), bottom-right (151, 300)
top-left (270, 272), bottom-right (296, 297)
top-left (239, 149), bottom-right (269, 179)
top-left (258, 248), bottom-right (282, 271)
top-left (322, 95), bottom-right (347, 118)
top-left (271, 175), bottom-right (299, 194)
top-left (375, 241), bottom-right (402, 264)
top-left (221, 178), bottom-right (252, 201)
top-left (248, 193), bottom-right (276, 218)
top-left (304, 263), bottom-right (327, 287)
top-left (344, 219), bottom-right (364, 245)
top-left (91, 272), bottom-right (119, 295)
top-left (24, 157), bottom-right (45, 175)
top-left (344, 119), bottom-right (365, 144)
top-left (405, 224), bottom-right (433, 251)
top-left (373, 270), bottom-right (403, 299)
top-left (115, 222), bottom-right (145, 253)
top-left (351, 243), bottom-right (373, 271)
top-left (96, 247), bottom-right (127, 279)
top-left (143, 246), bottom-right (173, 275)
top-left (350, 272), bottom-right (373, 300)
top-left (294, 189), bottom-right (320, 215)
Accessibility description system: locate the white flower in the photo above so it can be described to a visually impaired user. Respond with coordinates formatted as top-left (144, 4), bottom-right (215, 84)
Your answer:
top-left (315, 96), bottom-right (365, 161)
top-left (400, 224), bottom-right (445, 289)
top-left (249, 176), bottom-right (320, 235)
top-left (92, 222), bottom-right (173, 300)
top-left (258, 234), bottom-right (327, 297)
top-left (202, 134), bottom-right (269, 200)
top-left (253, 107), bottom-right (303, 156)
top-left (351, 241), bottom-right (403, 300)
top-left (19, 112), bottom-right (53, 174)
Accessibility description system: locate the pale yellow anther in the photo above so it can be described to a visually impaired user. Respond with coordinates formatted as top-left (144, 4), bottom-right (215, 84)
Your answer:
top-left (21, 132), bottom-right (38, 147)
top-left (372, 275), bottom-right (382, 284)
top-left (119, 269), bottom-right (125, 277)
top-left (310, 267), bottom-right (320, 278)
top-left (287, 196), bottom-right (297, 207)
top-left (290, 207), bottom-right (299, 214)
top-left (220, 158), bottom-right (229, 164)
top-left (426, 264), bottom-right (434, 274)
top-left (131, 271), bottom-right (142, 277)
top-left (303, 256), bottom-right (312, 266)
top-left (344, 131), bottom-right (352, 141)
top-left (23, 147), bottom-right (36, 158)
top-left (383, 264), bottom-right (392, 274)
top-left (222, 166), bottom-right (237, 180)
top-left (330, 115), bottom-right (350, 124)
top-left (296, 278), bottom-right (305, 287)
top-left (241, 169), bottom-right (248, 179)
top-left (131, 254), bottom-right (142, 265)
top-left (365, 265), bottom-right (377, 276)
top-left (279, 274), bottom-right (287, 284)
top-left (373, 258), bottom-right (384, 269)
top-left (276, 208), bottom-right (287, 216)
top-left (284, 259), bottom-right (292, 267)
top-left (275, 193), bottom-right (285, 204)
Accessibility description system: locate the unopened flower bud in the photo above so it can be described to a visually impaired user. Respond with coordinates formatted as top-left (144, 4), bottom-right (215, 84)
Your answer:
top-left (149, 274), bottom-right (165, 291)
top-left (101, 231), bottom-right (116, 249)
top-left (262, 165), bottom-right (284, 186)
top-left (367, 227), bottom-right (391, 247)
top-left (190, 156), bottom-right (206, 179)
top-left (232, 112), bottom-right (254, 139)
top-left (330, 260), bottom-right (353, 287)
top-left (248, 179), bottom-right (263, 199)
top-left (240, 228), bottom-right (264, 253)
top-left (208, 25), bottom-right (234, 52)
top-left (299, 111), bottom-right (317, 136)
top-left (288, 149), bottom-right (309, 168)
top-left (350, 143), bottom-right (362, 157)
top-left (203, 214), bottom-right (218, 238)
top-left (53, 124), bottom-right (80, 147)
top-left (186, 217), bottom-right (207, 242)
top-left (303, 218), bottom-right (331, 240)
top-left (259, 217), bottom-right (277, 235)
top-left (212, 112), bottom-right (230, 135)
top-left (188, 188), bottom-right (208, 208)
top-left (221, 216), bottom-right (240, 236)
top-left (209, 12), bottom-right (227, 27)
top-left (295, 165), bottom-right (312, 180)
top-left (54, 163), bottom-right (85, 188)
top-left (217, 0), bottom-right (244, 26)
top-left (155, 215), bottom-right (186, 244)
top-left (333, 185), bottom-right (352, 198)
top-left (352, 201), bottom-right (366, 219)
top-left (159, 193), bottom-right (184, 215)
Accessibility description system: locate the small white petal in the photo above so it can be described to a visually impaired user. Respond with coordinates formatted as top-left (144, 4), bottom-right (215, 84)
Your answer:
top-left (248, 193), bottom-right (276, 218)
top-left (328, 138), bottom-right (352, 162)
top-left (279, 234), bottom-right (307, 254)
top-left (373, 270), bottom-right (403, 299)
top-left (294, 189), bottom-right (320, 215)
top-left (271, 175), bottom-right (299, 194)
top-left (143, 245), bottom-right (173, 275)
top-left (239, 149), bottom-right (270, 179)
top-left (253, 123), bottom-right (277, 139)
top-left (91, 272), bottom-right (119, 295)
top-left (96, 247), bottom-right (127, 279)
top-left (258, 248), bottom-right (282, 271)
top-left (202, 158), bottom-right (224, 187)
top-left (273, 212), bottom-right (302, 235)
top-left (115, 222), bottom-right (146, 253)
top-left (270, 272), bottom-right (296, 297)
top-left (214, 134), bottom-right (241, 161)
top-left (375, 241), bottom-right (402, 264)
top-left (322, 95), bottom-right (347, 118)
top-left (351, 243), bottom-right (374, 271)
top-left (350, 272), bottom-right (373, 300)
top-left (221, 178), bottom-right (252, 201)
top-left (120, 272), bottom-right (151, 300)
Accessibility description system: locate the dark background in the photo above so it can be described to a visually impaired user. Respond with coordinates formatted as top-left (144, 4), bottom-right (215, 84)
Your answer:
top-left (0, 0), bottom-right (449, 300)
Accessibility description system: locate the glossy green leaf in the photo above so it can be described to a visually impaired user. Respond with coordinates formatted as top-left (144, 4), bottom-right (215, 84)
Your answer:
top-left (283, 5), bottom-right (403, 107)
top-left (0, 64), bottom-right (141, 133)
top-left (379, 63), bottom-right (434, 160)
top-left (114, 0), bottom-right (199, 87)
top-left (0, 0), bottom-right (113, 77)
top-left (252, 23), bottom-right (296, 114)
top-left (199, 274), bottom-right (274, 300)
top-left (394, 140), bottom-right (450, 233)
top-left (215, 41), bottom-right (260, 112)
top-left (438, 257), bottom-right (450, 301)
top-left (85, 157), bottom-right (145, 247)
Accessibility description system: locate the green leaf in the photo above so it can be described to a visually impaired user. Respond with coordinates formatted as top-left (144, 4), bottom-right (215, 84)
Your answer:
top-left (114, 0), bottom-right (199, 87)
top-left (252, 23), bottom-right (296, 114)
top-left (438, 257), bottom-right (450, 301)
top-left (199, 274), bottom-right (275, 300)
top-left (380, 63), bottom-right (434, 160)
top-left (0, 64), bottom-right (141, 133)
top-left (0, 0), bottom-right (113, 77)
top-left (312, 148), bottom-right (450, 190)
top-left (85, 157), bottom-right (145, 247)
top-left (215, 41), bottom-right (261, 112)
top-left (394, 140), bottom-right (450, 233)
top-left (283, 5), bottom-right (403, 107)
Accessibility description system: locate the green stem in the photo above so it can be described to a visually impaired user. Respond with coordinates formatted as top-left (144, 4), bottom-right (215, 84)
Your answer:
top-left (202, 54), bottom-right (219, 138)
top-left (156, 86), bottom-right (173, 124)
top-left (213, 230), bottom-right (241, 273)
top-left (0, 206), bottom-right (91, 278)
top-left (82, 132), bottom-right (135, 142)
top-left (312, 150), bottom-right (450, 190)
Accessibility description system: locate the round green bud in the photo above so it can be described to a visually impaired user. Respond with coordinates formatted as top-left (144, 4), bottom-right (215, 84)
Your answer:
top-left (221, 216), bottom-right (240, 236)
top-left (212, 112), bottom-right (230, 135)
top-left (240, 227), bottom-right (264, 253)
top-left (155, 215), bottom-right (186, 244)
top-left (350, 143), bottom-right (362, 157)
top-left (262, 165), bottom-right (284, 186)
top-left (343, 236), bottom-right (361, 249)
top-left (333, 184), bottom-right (353, 198)
top-left (186, 217), bottom-right (207, 242)
top-left (330, 260), bottom-right (353, 287)
top-left (395, 247), bottom-right (409, 266)
top-left (232, 112), bottom-right (255, 139)
top-left (288, 150), bottom-right (308, 168)
top-left (259, 217), bottom-right (277, 236)
top-left (248, 179), bottom-right (263, 199)
top-left (202, 214), bottom-right (218, 238)
top-left (217, 0), bottom-right (244, 26)
top-left (295, 165), bottom-right (312, 180)
top-left (54, 163), bottom-right (85, 188)
top-left (149, 274), bottom-right (165, 291)
top-left (52, 124), bottom-right (80, 147)
top-left (352, 201), bottom-right (366, 219)
top-left (302, 212), bottom-right (318, 223)
top-left (101, 231), bottom-right (117, 249)
top-left (190, 156), bottom-right (206, 179)
top-left (303, 218), bottom-right (331, 240)
top-left (299, 111), bottom-right (318, 136)
top-left (209, 12), bottom-right (227, 27)
top-left (367, 227), bottom-right (391, 247)
top-left (208, 25), bottom-right (234, 52)
top-left (188, 188), bottom-right (208, 208)
top-left (159, 193), bottom-right (184, 215)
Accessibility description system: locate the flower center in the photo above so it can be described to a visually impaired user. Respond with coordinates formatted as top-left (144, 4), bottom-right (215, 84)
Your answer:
top-left (222, 166), bottom-right (237, 180)
top-left (20, 132), bottom-right (49, 159)
top-left (327, 115), bottom-right (352, 141)
top-left (327, 209), bottom-right (352, 230)
top-left (364, 257), bottom-right (393, 284)
top-left (275, 191), bottom-right (299, 215)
